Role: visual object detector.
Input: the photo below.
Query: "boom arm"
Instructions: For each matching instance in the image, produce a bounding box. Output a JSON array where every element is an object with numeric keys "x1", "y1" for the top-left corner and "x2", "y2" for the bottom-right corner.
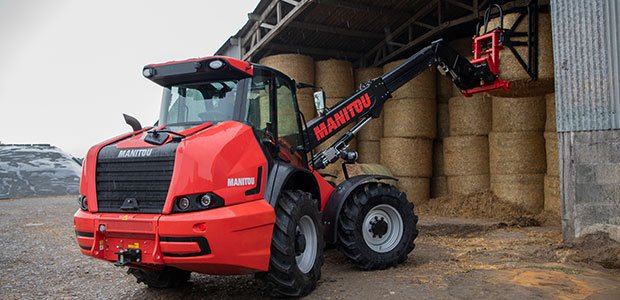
[{"x1": 304, "y1": 39, "x2": 497, "y2": 170}]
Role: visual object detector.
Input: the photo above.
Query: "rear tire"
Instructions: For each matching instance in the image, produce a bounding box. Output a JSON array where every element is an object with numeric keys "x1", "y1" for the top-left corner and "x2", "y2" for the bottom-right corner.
[
  {"x1": 262, "y1": 190, "x2": 324, "y2": 297},
  {"x1": 337, "y1": 183, "x2": 418, "y2": 270},
  {"x1": 128, "y1": 267, "x2": 190, "y2": 288}
]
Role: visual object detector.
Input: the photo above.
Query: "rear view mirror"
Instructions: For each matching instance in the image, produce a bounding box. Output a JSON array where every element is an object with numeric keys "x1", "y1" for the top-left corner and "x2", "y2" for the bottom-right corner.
[{"x1": 313, "y1": 91, "x2": 327, "y2": 117}]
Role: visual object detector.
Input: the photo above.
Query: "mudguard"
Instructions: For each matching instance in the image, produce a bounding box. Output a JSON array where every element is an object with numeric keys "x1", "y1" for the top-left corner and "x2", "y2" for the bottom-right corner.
[
  {"x1": 322, "y1": 174, "x2": 396, "y2": 245},
  {"x1": 264, "y1": 161, "x2": 321, "y2": 208}
]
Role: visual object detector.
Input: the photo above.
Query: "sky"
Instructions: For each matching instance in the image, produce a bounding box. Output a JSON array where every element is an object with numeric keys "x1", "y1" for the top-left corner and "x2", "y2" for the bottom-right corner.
[{"x1": 0, "y1": 0, "x2": 258, "y2": 157}]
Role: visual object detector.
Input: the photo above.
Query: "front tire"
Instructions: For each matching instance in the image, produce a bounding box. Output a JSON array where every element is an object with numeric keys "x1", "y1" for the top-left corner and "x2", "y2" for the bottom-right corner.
[
  {"x1": 128, "y1": 267, "x2": 190, "y2": 288},
  {"x1": 337, "y1": 183, "x2": 418, "y2": 270},
  {"x1": 262, "y1": 190, "x2": 324, "y2": 297}
]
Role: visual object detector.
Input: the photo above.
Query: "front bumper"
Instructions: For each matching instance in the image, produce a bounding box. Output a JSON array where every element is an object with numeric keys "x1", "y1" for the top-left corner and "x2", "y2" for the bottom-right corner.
[{"x1": 74, "y1": 199, "x2": 275, "y2": 275}]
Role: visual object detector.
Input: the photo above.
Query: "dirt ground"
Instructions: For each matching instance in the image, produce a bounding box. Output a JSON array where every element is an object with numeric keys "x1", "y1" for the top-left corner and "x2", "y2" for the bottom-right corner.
[{"x1": 1, "y1": 196, "x2": 619, "y2": 299}]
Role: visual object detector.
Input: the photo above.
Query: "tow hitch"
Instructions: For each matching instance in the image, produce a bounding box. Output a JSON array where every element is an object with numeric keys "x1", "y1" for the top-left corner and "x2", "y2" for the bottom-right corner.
[{"x1": 114, "y1": 247, "x2": 142, "y2": 266}]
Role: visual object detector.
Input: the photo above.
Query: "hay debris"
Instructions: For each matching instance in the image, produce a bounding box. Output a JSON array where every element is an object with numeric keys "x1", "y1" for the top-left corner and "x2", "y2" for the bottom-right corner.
[
  {"x1": 489, "y1": 131, "x2": 546, "y2": 175},
  {"x1": 420, "y1": 191, "x2": 528, "y2": 222},
  {"x1": 449, "y1": 94, "x2": 492, "y2": 136},
  {"x1": 444, "y1": 136, "x2": 490, "y2": 176},
  {"x1": 492, "y1": 95, "x2": 545, "y2": 132},
  {"x1": 383, "y1": 98, "x2": 436, "y2": 139},
  {"x1": 380, "y1": 137, "x2": 432, "y2": 177}
]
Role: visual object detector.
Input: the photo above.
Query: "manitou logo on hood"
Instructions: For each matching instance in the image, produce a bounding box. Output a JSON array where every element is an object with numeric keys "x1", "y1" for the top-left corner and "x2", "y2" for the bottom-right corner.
[
  {"x1": 313, "y1": 93, "x2": 372, "y2": 142},
  {"x1": 117, "y1": 148, "x2": 154, "y2": 158},
  {"x1": 227, "y1": 177, "x2": 255, "y2": 187}
]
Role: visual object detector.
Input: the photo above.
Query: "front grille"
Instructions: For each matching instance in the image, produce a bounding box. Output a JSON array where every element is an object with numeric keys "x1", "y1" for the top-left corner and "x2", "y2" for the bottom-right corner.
[{"x1": 96, "y1": 156, "x2": 175, "y2": 213}]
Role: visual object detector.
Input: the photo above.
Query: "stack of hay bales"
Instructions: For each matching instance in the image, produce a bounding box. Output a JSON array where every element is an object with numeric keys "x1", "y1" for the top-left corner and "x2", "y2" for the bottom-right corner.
[
  {"x1": 315, "y1": 59, "x2": 356, "y2": 175},
  {"x1": 432, "y1": 73, "x2": 452, "y2": 197},
  {"x1": 544, "y1": 93, "x2": 560, "y2": 214},
  {"x1": 381, "y1": 60, "x2": 436, "y2": 205},
  {"x1": 259, "y1": 54, "x2": 316, "y2": 120},
  {"x1": 490, "y1": 96, "x2": 546, "y2": 213},
  {"x1": 354, "y1": 67, "x2": 384, "y2": 164},
  {"x1": 444, "y1": 93, "x2": 492, "y2": 195}
]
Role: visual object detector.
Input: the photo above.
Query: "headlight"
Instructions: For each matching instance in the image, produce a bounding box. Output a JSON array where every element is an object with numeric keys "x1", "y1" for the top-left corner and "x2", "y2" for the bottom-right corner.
[
  {"x1": 172, "y1": 193, "x2": 224, "y2": 213},
  {"x1": 208, "y1": 60, "x2": 225, "y2": 70},
  {"x1": 177, "y1": 197, "x2": 191, "y2": 211},
  {"x1": 199, "y1": 194, "x2": 212, "y2": 207},
  {"x1": 78, "y1": 195, "x2": 88, "y2": 211}
]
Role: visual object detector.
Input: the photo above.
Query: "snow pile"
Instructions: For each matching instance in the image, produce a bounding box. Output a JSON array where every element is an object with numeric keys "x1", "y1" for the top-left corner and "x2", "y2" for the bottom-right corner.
[{"x1": 0, "y1": 144, "x2": 81, "y2": 199}]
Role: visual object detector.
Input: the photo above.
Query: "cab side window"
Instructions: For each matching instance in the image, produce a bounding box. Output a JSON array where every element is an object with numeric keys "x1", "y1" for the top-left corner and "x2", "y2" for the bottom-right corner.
[
  {"x1": 247, "y1": 71, "x2": 271, "y2": 130},
  {"x1": 275, "y1": 76, "x2": 301, "y2": 149}
]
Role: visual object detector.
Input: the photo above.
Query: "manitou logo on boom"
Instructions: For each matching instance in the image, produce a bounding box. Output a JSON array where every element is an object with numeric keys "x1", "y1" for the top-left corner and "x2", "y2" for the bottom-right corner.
[
  {"x1": 313, "y1": 93, "x2": 372, "y2": 141},
  {"x1": 117, "y1": 148, "x2": 153, "y2": 158}
]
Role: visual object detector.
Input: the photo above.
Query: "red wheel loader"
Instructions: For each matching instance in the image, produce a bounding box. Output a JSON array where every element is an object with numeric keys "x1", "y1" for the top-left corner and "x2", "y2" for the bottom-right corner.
[{"x1": 74, "y1": 37, "x2": 510, "y2": 296}]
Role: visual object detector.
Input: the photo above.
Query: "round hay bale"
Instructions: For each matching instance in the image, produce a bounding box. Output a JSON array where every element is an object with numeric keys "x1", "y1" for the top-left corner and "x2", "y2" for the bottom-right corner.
[
  {"x1": 383, "y1": 98, "x2": 436, "y2": 138},
  {"x1": 448, "y1": 94, "x2": 491, "y2": 136},
  {"x1": 544, "y1": 175, "x2": 560, "y2": 213},
  {"x1": 380, "y1": 137, "x2": 432, "y2": 177},
  {"x1": 437, "y1": 73, "x2": 454, "y2": 103},
  {"x1": 354, "y1": 67, "x2": 383, "y2": 86},
  {"x1": 259, "y1": 53, "x2": 315, "y2": 85},
  {"x1": 357, "y1": 140, "x2": 381, "y2": 164},
  {"x1": 492, "y1": 96, "x2": 545, "y2": 132},
  {"x1": 544, "y1": 131, "x2": 559, "y2": 176},
  {"x1": 357, "y1": 112, "x2": 383, "y2": 141},
  {"x1": 296, "y1": 91, "x2": 316, "y2": 121},
  {"x1": 448, "y1": 175, "x2": 490, "y2": 196},
  {"x1": 431, "y1": 176, "x2": 449, "y2": 198},
  {"x1": 437, "y1": 103, "x2": 450, "y2": 138},
  {"x1": 383, "y1": 60, "x2": 436, "y2": 99},
  {"x1": 433, "y1": 140, "x2": 445, "y2": 176},
  {"x1": 315, "y1": 59, "x2": 354, "y2": 98},
  {"x1": 490, "y1": 173, "x2": 544, "y2": 213},
  {"x1": 545, "y1": 93, "x2": 557, "y2": 132},
  {"x1": 395, "y1": 176, "x2": 430, "y2": 205},
  {"x1": 483, "y1": 13, "x2": 554, "y2": 97},
  {"x1": 444, "y1": 136, "x2": 490, "y2": 176},
  {"x1": 489, "y1": 132, "x2": 546, "y2": 174}
]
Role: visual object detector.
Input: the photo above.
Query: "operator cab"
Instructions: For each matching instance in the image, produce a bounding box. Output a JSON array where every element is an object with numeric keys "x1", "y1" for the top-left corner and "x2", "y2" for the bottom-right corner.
[{"x1": 144, "y1": 57, "x2": 308, "y2": 168}]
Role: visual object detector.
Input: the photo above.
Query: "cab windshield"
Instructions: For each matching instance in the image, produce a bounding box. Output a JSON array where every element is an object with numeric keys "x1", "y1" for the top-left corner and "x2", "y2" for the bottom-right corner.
[{"x1": 159, "y1": 79, "x2": 246, "y2": 128}]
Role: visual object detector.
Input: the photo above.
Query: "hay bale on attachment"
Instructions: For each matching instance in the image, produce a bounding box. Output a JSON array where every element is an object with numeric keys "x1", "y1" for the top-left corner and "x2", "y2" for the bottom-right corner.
[
  {"x1": 492, "y1": 96, "x2": 545, "y2": 132},
  {"x1": 489, "y1": 132, "x2": 546, "y2": 174},
  {"x1": 444, "y1": 136, "x2": 490, "y2": 176},
  {"x1": 491, "y1": 173, "x2": 544, "y2": 213},
  {"x1": 315, "y1": 59, "x2": 354, "y2": 98},
  {"x1": 544, "y1": 132, "x2": 559, "y2": 176},
  {"x1": 448, "y1": 175, "x2": 490, "y2": 196},
  {"x1": 448, "y1": 94, "x2": 491, "y2": 136},
  {"x1": 259, "y1": 53, "x2": 315, "y2": 85},
  {"x1": 544, "y1": 175, "x2": 560, "y2": 213},
  {"x1": 380, "y1": 137, "x2": 432, "y2": 177},
  {"x1": 383, "y1": 98, "x2": 436, "y2": 139},
  {"x1": 357, "y1": 140, "x2": 380, "y2": 164},
  {"x1": 395, "y1": 176, "x2": 430, "y2": 205},
  {"x1": 431, "y1": 176, "x2": 449, "y2": 198},
  {"x1": 546, "y1": 93, "x2": 557, "y2": 131},
  {"x1": 383, "y1": 60, "x2": 436, "y2": 99}
]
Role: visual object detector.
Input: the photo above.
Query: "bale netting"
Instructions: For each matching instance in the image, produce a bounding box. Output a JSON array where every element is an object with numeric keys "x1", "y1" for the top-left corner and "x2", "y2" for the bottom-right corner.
[
  {"x1": 432, "y1": 140, "x2": 445, "y2": 176},
  {"x1": 395, "y1": 176, "x2": 430, "y2": 205},
  {"x1": 259, "y1": 53, "x2": 315, "y2": 86},
  {"x1": 380, "y1": 137, "x2": 432, "y2": 177},
  {"x1": 492, "y1": 96, "x2": 545, "y2": 132},
  {"x1": 491, "y1": 173, "x2": 544, "y2": 213},
  {"x1": 431, "y1": 176, "x2": 449, "y2": 198},
  {"x1": 482, "y1": 13, "x2": 554, "y2": 97},
  {"x1": 437, "y1": 103, "x2": 449, "y2": 138},
  {"x1": 315, "y1": 59, "x2": 354, "y2": 98},
  {"x1": 544, "y1": 175, "x2": 560, "y2": 213},
  {"x1": 444, "y1": 136, "x2": 490, "y2": 176},
  {"x1": 489, "y1": 132, "x2": 546, "y2": 174},
  {"x1": 383, "y1": 60, "x2": 436, "y2": 99},
  {"x1": 448, "y1": 174, "x2": 490, "y2": 196},
  {"x1": 383, "y1": 98, "x2": 436, "y2": 139},
  {"x1": 448, "y1": 94, "x2": 491, "y2": 136},
  {"x1": 357, "y1": 140, "x2": 380, "y2": 164},
  {"x1": 296, "y1": 91, "x2": 316, "y2": 121},
  {"x1": 546, "y1": 93, "x2": 557, "y2": 131},
  {"x1": 544, "y1": 131, "x2": 559, "y2": 176}
]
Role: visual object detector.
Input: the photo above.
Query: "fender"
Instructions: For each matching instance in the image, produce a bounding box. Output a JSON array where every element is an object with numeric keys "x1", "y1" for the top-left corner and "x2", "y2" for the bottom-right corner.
[
  {"x1": 264, "y1": 161, "x2": 321, "y2": 208},
  {"x1": 322, "y1": 174, "x2": 396, "y2": 245}
]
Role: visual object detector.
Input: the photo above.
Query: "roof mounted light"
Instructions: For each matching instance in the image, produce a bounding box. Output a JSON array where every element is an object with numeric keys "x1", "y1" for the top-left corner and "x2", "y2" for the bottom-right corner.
[
  {"x1": 142, "y1": 67, "x2": 155, "y2": 78},
  {"x1": 208, "y1": 60, "x2": 225, "y2": 70}
]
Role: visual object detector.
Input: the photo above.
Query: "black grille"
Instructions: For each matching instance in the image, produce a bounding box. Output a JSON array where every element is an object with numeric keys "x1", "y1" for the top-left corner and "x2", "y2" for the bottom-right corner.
[{"x1": 95, "y1": 149, "x2": 175, "y2": 213}]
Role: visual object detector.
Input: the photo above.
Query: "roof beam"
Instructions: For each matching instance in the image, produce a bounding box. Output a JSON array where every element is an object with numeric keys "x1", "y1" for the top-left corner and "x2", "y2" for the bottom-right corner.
[
  {"x1": 317, "y1": 0, "x2": 412, "y2": 18},
  {"x1": 265, "y1": 43, "x2": 363, "y2": 60},
  {"x1": 288, "y1": 21, "x2": 384, "y2": 39}
]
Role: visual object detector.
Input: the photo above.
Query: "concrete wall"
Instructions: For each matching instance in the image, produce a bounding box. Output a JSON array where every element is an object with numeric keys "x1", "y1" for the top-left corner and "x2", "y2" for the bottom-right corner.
[{"x1": 559, "y1": 130, "x2": 620, "y2": 242}]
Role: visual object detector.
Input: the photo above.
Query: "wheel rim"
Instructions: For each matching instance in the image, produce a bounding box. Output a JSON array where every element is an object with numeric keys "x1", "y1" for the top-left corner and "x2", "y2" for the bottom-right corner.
[
  {"x1": 362, "y1": 204, "x2": 404, "y2": 253},
  {"x1": 295, "y1": 215, "x2": 318, "y2": 273}
]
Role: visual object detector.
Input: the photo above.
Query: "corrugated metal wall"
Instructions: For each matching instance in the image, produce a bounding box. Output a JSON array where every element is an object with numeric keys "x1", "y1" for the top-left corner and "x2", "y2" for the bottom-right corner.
[{"x1": 552, "y1": 0, "x2": 620, "y2": 131}]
